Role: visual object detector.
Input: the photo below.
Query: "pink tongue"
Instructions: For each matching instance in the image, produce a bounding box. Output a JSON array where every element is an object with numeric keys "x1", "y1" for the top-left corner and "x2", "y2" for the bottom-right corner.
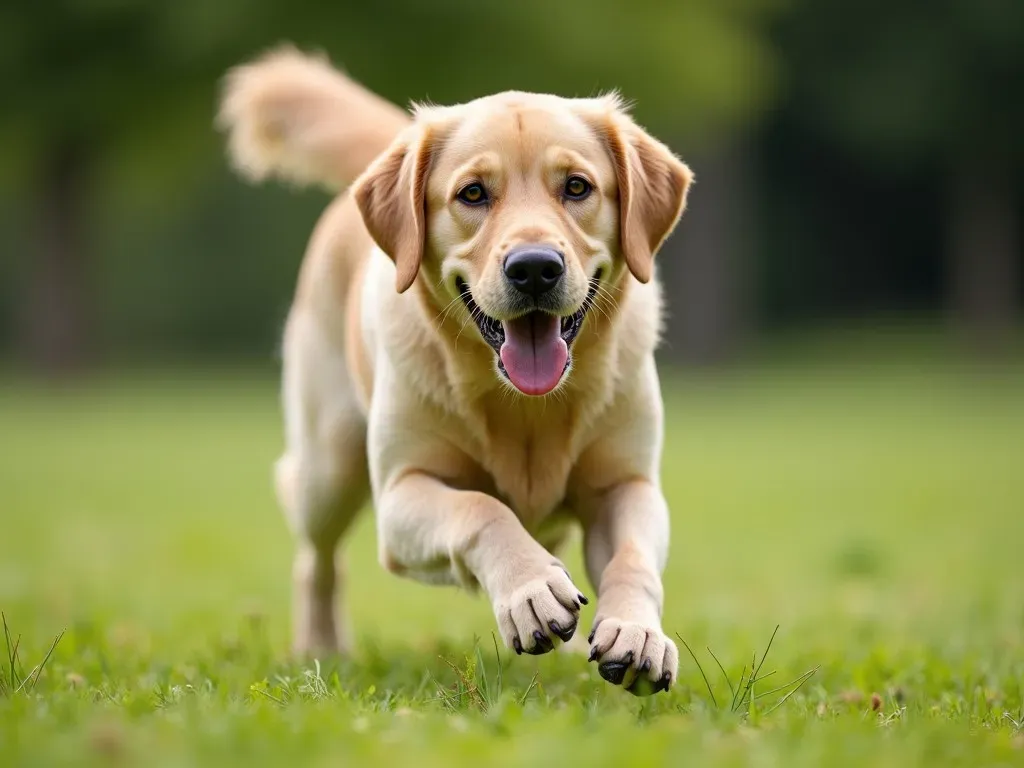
[{"x1": 499, "y1": 313, "x2": 568, "y2": 396}]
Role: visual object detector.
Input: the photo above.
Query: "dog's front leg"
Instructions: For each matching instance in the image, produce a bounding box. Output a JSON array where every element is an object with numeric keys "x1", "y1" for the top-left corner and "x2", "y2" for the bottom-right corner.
[
  {"x1": 377, "y1": 471, "x2": 588, "y2": 655},
  {"x1": 583, "y1": 479, "x2": 678, "y2": 696}
]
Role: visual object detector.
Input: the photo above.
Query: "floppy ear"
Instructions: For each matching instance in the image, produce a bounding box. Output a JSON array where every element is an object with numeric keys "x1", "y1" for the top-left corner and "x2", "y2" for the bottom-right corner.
[
  {"x1": 352, "y1": 125, "x2": 434, "y2": 293},
  {"x1": 598, "y1": 110, "x2": 693, "y2": 283}
]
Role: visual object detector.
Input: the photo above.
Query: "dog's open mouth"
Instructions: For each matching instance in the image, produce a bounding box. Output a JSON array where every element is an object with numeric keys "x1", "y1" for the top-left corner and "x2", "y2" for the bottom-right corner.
[{"x1": 455, "y1": 275, "x2": 600, "y2": 396}]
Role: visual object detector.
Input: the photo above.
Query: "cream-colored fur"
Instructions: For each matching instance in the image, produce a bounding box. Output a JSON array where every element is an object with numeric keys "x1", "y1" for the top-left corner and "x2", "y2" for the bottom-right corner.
[{"x1": 217, "y1": 45, "x2": 693, "y2": 696}]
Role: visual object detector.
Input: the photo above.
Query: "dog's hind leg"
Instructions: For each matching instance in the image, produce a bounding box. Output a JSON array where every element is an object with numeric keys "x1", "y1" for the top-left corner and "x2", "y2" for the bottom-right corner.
[{"x1": 274, "y1": 310, "x2": 370, "y2": 657}]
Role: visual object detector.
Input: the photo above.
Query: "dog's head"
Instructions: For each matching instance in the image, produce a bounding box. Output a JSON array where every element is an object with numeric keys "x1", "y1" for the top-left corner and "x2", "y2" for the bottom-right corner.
[{"x1": 353, "y1": 92, "x2": 692, "y2": 396}]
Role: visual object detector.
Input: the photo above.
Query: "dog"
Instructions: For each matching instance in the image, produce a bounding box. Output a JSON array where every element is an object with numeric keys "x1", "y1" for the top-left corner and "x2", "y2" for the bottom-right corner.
[{"x1": 217, "y1": 46, "x2": 693, "y2": 696}]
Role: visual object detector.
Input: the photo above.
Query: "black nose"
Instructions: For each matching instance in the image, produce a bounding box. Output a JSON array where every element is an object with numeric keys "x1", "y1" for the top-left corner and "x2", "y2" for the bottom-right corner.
[{"x1": 503, "y1": 246, "x2": 565, "y2": 299}]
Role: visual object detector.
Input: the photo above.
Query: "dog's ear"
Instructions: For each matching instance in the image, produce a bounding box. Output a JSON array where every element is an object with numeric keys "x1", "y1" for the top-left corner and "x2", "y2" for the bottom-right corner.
[
  {"x1": 592, "y1": 102, "x2": 693, "y2": 284},
  {"x1": 352, "y1": 124, "x2": 435, "y2": 293}
]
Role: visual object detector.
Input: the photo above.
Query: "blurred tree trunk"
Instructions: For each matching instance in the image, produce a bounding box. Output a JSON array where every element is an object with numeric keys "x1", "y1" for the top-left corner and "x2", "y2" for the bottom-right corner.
[
  {"x1": 947, "y1": 160, "x2": 1019, "y2": 357},
  {"x1": 658, "y1": 140, "x2": 752, "y2": 365},
  {"x1": 22, "y1": 140, "x2": 94, "y2": 375}
]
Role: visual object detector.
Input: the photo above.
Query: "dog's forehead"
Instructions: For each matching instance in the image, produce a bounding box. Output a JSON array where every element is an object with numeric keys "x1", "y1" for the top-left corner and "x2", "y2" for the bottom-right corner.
[{"x1": 435, "y1": 93, "x2": 607, "y2": 169}]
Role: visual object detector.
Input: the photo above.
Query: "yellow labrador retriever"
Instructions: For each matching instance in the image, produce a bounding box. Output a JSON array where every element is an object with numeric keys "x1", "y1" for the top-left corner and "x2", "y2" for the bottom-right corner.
[{"x1": 217, "y1": 46, "x2": 692, "y2": 696}]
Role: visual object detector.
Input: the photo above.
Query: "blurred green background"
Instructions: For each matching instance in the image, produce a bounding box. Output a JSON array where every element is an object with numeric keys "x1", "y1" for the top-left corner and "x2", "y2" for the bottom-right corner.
[{"x1": 2, "y1": 0, "x2": 1021, "y2": 372}]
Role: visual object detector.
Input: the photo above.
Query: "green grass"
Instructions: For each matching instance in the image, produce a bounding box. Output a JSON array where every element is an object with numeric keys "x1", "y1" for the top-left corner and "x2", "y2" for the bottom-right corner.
[{"x1": 2, "y1": 341, "x2": 1024, "y2": 766}]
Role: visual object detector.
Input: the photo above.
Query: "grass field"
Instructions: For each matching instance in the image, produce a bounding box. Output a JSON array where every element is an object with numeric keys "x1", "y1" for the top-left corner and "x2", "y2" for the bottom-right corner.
[{"x1": 2, "y1": 336, "x2": 1024, "y2": 766}]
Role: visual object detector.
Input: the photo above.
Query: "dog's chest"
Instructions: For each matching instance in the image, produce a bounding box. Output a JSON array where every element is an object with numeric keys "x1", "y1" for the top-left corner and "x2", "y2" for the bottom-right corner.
[{"x1": 478, "y1": 409, "x2": 578, "y2": 529}]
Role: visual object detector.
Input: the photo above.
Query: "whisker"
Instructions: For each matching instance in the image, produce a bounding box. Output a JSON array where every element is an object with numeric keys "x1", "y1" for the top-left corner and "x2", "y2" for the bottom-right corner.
[
  {"x1": 590, "y1": 293, "x2": 613, "y2": 320},
  {"x1": 455, "y1": 315, "x2": 473, "y2": 346},
  {"x1": 596, "y1": 278, "x2": 623, "y2": 295},
  {"x1": 585, "y1": 292, "x2": 614, "y2": 325},
  {"x1": 593, "y1": 283, "x2": 620, "y2": 303},
  {"x1": 591, "y1": 285, "x2": 619, "y2": 319},
  {"x1": 435, "y1": 294, "x2": 468, "y2": 326}
]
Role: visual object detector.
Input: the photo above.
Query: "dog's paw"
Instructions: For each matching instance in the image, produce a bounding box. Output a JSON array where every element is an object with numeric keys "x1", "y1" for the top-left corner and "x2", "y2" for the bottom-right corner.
[
  {"x1": 587, "y1": 618, "x2": 678, "y2": 696},
  {"x1": 495, "y1": 564, "x2": 588, "y2": 656}
]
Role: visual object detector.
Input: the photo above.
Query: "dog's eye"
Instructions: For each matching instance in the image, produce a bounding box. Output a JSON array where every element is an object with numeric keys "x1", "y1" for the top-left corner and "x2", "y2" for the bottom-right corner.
[
  {"x1": 564, "y1": 176, "x2": 592, "y2": 200},
  {"x1": 457, "y1": 183, "x2": 488, "y2": 206}
]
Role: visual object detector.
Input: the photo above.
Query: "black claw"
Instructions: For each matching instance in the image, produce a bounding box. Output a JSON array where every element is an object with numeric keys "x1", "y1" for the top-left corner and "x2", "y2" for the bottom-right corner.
[
  {"x1": 549, "y1": 620, "x2": 577, "y2": 643},
  {"x1": 641, "y1": 658, "x2": 652, "y2": 673},
  {"x1": 598, "y1": 661, "x2": 629, "y2": 685},
  {"x1": 525, "y1": 630, "x2": 554, "y2": 655},
  {"x1": 512, "y1": 637, "x2": 522, "y2": 655},
  {"x1": 578, "y1": 594, "x2": 589, "y2": 606},
  {"x1": 588, "y1": 645, "x2": 600, "y2": 662},
  {"x1": 587, "y1": 628, "x2": 596, "y2": 644},
  {"x1": 653, "y1": 671, "x2": 671, "y2": 693}
]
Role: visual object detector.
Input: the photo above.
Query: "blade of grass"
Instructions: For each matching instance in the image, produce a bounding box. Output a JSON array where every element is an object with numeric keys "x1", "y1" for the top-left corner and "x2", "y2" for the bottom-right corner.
[
  {"x1": 734, "y1": 669, "x2": 780, "y2": 714},
  {"x1": 762, "y1": 666, "x2": 820, "y2": 717},
  {"x1": 251, "y1": 686, "x2": 286, "y2": 706},
  {"x1": 677, "y1": 634, "x2": 718, "y2": 709},
  {"x1": 3, "y1": 613, "x2": 21, "y2": 689},
  {"x1": 733, "y1": 651, "x2": 758, "y2": 712},
  {"x1": 736, "y1": 671, "x2": 780, "y2": 712},
  {"x1": 729, "y1": 665, "x2": 748, "y2": 712},
  {"x1": 744, "y1": 626, "x2": 779, "y2": 706},
  {"x1": 412, "y1": 669, "x2": 434, "y2": 699},
  {"x1": 706, "y1": 646, "x2": 736, "y2": 702},
  {"x1": 752, "y1": 667, "x2": 818, "y2": 703},
  {"x1": 732, "y1": 625, "x2": 783, "y2": 712},
  {"x1": 474, "y1": 644, "x2": 489, "y2": 704},
  {"x1": 440, "y1": 655, "x2": 485, "y2": 711},
  {"x1": 10, "y1": 635, "x2": 22, "y2": 686},
  {"x1": 428, "y1": 684, "x2": 480, "y2": 706},
  {"x1": 752, "y1": 625, "x2": 779, "y2": 684},
  {"x1": 518, "y1": 673, "x2": 539, "y2": 706},
  {"x1": 426, "y1": 673, "x2": 456, "y2": 712},
  {"x1": 26, "y1": 629, "x2": 64, "y2": 693},
  {"x1": 491, "y1": 633, "x2": 503, "y2": 699}
]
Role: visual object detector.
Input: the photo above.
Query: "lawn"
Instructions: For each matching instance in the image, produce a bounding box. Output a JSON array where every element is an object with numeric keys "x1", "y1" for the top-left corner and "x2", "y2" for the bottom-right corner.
[{"x1": 2, "y1": 336, "x2": 1023, "y2": 766}]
